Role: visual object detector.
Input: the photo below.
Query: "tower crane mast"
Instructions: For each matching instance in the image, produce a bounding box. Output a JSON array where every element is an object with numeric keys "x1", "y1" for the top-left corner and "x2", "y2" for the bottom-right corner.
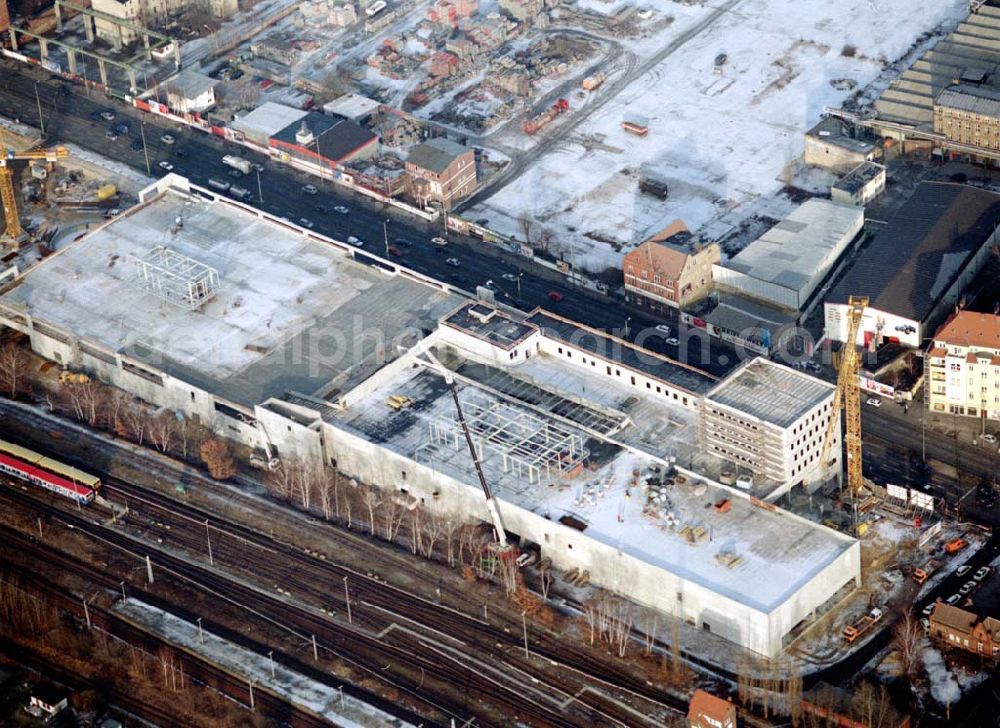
[
  {"x1": 818, "y1": 295, "x2": 869, "y2": 495},
  {"x1": 0, "y1": 133, "x2": 69, "y2": 241}
]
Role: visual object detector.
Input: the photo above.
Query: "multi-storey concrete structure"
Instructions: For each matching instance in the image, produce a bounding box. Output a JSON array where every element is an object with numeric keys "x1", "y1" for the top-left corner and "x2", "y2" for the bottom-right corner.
[
  {"x1": 162, "y1": 69, "x2": 217, "y2": 114},
  {"x1": 831, "y1": 161, "x2": 886, "y2": 207},
  {"x1": 92, "y1": 0, "x2": 237, "y2": 44},
  {"x1": 0, "y1": 177, "x2": 859, "y2": 659},
  {"x1": 623, "y1": 222, "x2": 720, "y2": 312},
  {"x1": 405, "y1": 137, "x2": 476, "y2": 210},
  {"x1": 804, "y1": 116, "x2": 879, "y2": 173},
  {"x1": 934, "y1": 84, "x2": 1000, "y2": 152},
  {"x1": 701, "y1": 358, "x2": 839, "y2": 493},
  {"x1": 926, "y1": 310, "x2": 1000, "y2": 420}
]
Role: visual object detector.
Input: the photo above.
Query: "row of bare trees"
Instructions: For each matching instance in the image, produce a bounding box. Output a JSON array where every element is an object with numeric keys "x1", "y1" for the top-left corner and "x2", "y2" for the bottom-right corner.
[{"x1": 735, "y1": 652, "x2": 804, "y2": 721}]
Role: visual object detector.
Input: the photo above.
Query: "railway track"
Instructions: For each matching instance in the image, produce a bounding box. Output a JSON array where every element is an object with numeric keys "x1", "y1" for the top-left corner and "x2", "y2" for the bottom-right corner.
[
  {"x1": 101, "y1": 476, "x2": 687, "y2": 723},
  {"x1": 0, "y1": 529, "x2": 348, "y2": 728},
  {"x1": 3, "y1": 483, "x2": 671, "y2": 726}
]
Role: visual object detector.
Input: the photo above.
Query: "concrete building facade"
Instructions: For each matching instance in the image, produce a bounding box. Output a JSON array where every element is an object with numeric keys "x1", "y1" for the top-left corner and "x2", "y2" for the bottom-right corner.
[
  {"x1": 934, "y1": 84, "x2": 1000, "y2": 152},
  {"x1": 804, "y1": 116, "x2": 879, "y2": 173},
  {"x1": 92, "y1": 0, "x2": 237, "y2": 44},
  {"x1": 623, "y1": 222, "x2": 720, "y2": 312},
  {"x1": 162, "y1": 69, "x2": 217, "y2": 114},
  {"x1": 0, "y1": 177, "x2": 860, "y2": 659},
  {"x1": 831, "y1": 161, "x2": 886, "y2": 206},
  {"x1": 404, "y1": 137, "x2": 477, "y2": 209},
  {"x1": 700, "y1": 358, "x2": 840, "y2": 492},
  {"x1": 712, "y1": 200, "x2": 863, "y2": 312},
  {"x1": 926, "y1": 310, "x2": 1000, "y2": 420}
]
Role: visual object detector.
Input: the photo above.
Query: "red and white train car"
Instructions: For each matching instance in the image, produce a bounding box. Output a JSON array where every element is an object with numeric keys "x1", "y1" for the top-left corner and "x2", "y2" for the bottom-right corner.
[{"x1": 0, "y1": 439, "x2": 99, "y2": 505}]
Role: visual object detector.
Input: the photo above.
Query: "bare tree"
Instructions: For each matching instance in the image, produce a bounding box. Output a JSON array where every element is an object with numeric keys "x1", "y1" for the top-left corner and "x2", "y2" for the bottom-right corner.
[
  {"x1": 641, "y1": 607, "x2": 658, "y2": 655},
  {"x1": 266, "y1": 459, "x2": 301, "y2": 502},
  {"x1": 382, "y1": 496, "x2": 407, "y2": 542},
  {"x1": 409, "y1": 508, "x2": 423, "y2": 555},
  {"x1": 362, "y1": 486, "x2": 383, "y2": 536},
  {"x1": 496, "y1": 550, "x2": 519, "y2": 595},
  {"x1": 150, "y1": 412, "x2": 177, "y2": 453},
  {"x1": 122, "y1": 399, "x2": 149, "y2": 444},
  {"x1": 317, "y1": 468, "x2": 337, "y2": 521},
  {"x1": 518, "y1": 213, "x2": 534, "y2": 246},
  {"x1": 443, "y1": 519, "x2": 462, "y2": 566},
  {"x1": 421, "y1": 513, "x2": 445, "y2": 559},
  {"x1": 850, "y1": 681, "x2": 893, "y2": 728},
  {"x1": 0, "y1": 342, "x2": 29, "y2": 398},
  {"x1": 539, "y1": 563, "x2": 554, "y2": 602},
  {"x1": 892, "y1": 610, "x2": 924, "y2": 680},
  {"x1": 536, "y1": 227, "x2": 554, "y2": 253}
]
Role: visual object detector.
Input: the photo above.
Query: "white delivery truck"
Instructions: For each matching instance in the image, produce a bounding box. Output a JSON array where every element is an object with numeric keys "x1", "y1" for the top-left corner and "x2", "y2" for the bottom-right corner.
[{"x1": 222, "y1": 155, "x2": 252, "y2": 174}]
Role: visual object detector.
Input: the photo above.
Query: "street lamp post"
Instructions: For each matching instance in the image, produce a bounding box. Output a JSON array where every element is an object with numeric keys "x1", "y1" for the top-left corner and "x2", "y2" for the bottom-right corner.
[
  {"x1": 383, "y1": 219, "x2": 389, "y2": 257},
  {"x1": 139, "y1": 121, "x2": 151, "y2": 176},
  {"x1": 255, "y1": 167, "x2": 264, "y2": 205},
  {"x1": 516, "y1": 272, "x2": 522, "y2": 301},
  {"x1": 624, "y1": 316, "x2": 631, "y2": 338},
  {"x1": 33, "y1": 81, "x2": 45, "y2": 136}
]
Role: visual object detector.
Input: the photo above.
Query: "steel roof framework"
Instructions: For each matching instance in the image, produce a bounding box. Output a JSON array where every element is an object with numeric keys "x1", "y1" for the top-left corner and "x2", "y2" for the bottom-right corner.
[{"x1": 135, "y1": 245, "x2": 220, "y2": 310}]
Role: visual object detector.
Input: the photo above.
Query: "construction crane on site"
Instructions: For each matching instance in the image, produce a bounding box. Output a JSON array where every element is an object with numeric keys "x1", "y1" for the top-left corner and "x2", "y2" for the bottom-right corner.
[
  {"x1": 419, "y1": 349, "x2": 510, "y2": 551},
  {"x1": 0, "y1": 133, "x2": 69, "y2": 241},
  {"x1": 818, "y1": 295, "x2": 869, "y2": 495}
]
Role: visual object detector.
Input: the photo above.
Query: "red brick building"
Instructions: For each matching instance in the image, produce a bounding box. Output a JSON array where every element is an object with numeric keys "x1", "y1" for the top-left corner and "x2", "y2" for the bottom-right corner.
[
  {"x1": 688, "y1": 689, "x2": 736, "y2": 728},
  {"x1": 929, "y1": 603, "x2": 1000, "y2": 659},
  {"x1": 0, "y1": 0, "x2": 9, "y2": 34},
  {"x1": 623, "y1": 220, "x2": 720, "y2": 311},
  {"x1": 405, "y1": 137, "x2": 477, "y2": 210}
]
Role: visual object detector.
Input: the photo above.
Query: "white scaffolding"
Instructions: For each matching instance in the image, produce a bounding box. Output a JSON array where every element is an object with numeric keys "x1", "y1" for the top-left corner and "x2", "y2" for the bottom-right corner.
[
  {"x1": 135, "y1": 246, "x2": 220, "y2": 310},
  {"x1": 427, "y1": 389, "x2": 588, "y2": 485}
]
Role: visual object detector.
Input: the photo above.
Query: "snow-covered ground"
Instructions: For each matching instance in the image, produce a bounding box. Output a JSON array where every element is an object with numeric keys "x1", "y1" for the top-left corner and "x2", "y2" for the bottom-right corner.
[
  {"x1": 116, "y1": 598, "x2": 413, "y2": 727},
  {"x1": 468, "y1": 0, "x2": 968, "y2": 272}
]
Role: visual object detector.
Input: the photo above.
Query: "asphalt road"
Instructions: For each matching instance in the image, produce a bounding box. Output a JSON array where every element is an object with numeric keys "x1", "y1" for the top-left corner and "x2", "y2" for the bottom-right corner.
[{"x1": 0, "y1": 58, "x2": 739, "y2": 377}]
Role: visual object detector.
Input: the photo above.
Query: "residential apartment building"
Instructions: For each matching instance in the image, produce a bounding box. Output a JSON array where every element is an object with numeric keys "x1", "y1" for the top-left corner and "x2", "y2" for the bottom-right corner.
[
  {"x1": 688, "y1": 690, "x2": 737, "y2": 728},
  {"x1": 405, "y1": 137, "x2": 477, "y2": 210},
  {"x1": 929, "y1": 603, "x2": 1000, "y2": 659},
  {"x1": 934, "y1": 84, "x2": 1000, "y2": 152},
  {"x1": 623, "y1": 221, "x2": 720, "y2": 312},
  {"x1": 700, "y1": 358, "x2": 839, "y2": 493},
  {"x1": 92, "y1": 0, "x2": 237, "y2": 44},
  {"x1": 926, "y1": 310, "x2": 1000, "y2": 420}
]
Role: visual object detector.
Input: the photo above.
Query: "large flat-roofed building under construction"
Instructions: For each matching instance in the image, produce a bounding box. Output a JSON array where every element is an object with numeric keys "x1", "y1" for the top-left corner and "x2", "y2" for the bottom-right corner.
[{"x1": 0, "y1": 177, "x2": 859, "y2": 658}]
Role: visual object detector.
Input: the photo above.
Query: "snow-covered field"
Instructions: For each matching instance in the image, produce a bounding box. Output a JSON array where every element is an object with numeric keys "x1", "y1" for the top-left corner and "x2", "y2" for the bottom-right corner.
[{"x1": 469, "y1": 0, "x2": 968, "y2": 272}]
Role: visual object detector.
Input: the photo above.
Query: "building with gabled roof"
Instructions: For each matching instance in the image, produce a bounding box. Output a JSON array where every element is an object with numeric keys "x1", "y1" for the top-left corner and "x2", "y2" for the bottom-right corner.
[
  {"x1": 927, "y1": 310, "x2": 1000, "y2": 421},
  {"x1": 623, "y1": 221, "x2": 720, "y2": 312},
  {"x1": 688, "y1": 689, "x2": 737, "y2": 728},
  {"x1": 405, "y1": 137, "x2": 476, "y2": 209},
  {"x1": 929, "y1": 603, "x2": 1000, "y2": 659}
]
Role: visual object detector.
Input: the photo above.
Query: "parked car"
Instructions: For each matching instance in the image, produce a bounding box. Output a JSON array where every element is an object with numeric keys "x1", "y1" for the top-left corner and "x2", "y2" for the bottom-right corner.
[
  {"x1": 99, "y1": 109, "x2": 116, "y2": 121},
  {"x1": 299, "y1": 218, "x2": 314, "y2": 229},
  {"x1": 515, "y1": 552, "x2": 537, "y2": 567},
  {"x1": 502, "y1": 273, "x2": 518, "y2": 282},
  {"x1": 175, "y1": 148, "x2": 188, "y2": 158},
  {"x1": 395, "y1": 238, "x2": 414, "y2": 248},
  {"x1": 445, "y1": 257, "x2": 461, "y2": 267},
  {"x1": 960, "y1": 580, "x2": 977, "y2": 595},
  {"x1": 866, "y1": 397, "x2": 882, "y2": 407},
  {"x1": 946, "y1": 594, "x2": 961, "y2": 605},
  {"x1": 921, "y1": 618, "x2": 930, "y2": 634},
  {"x1": 921, "y1": 603, "x2": 935, "y2": 617},
  {"x1": 547, "y1": 291, "x2": 564, "y2": 302},
  {"x1": 432, "y1": 236, "x2": 447, "y2": 246},
  {"x1": 160, "y1": 133, "x2": 175, "y2": 144},
  {"x1": 130, "y1": 139, "x2": 144, "y2": 151},
  {"x1": 957, "y1": 565, "x2": 972, "y2": 577},
  {"x1": 333, "y1": 205, "x2": 349, "y2": 214},
  {"x1": 347, "y1": 236, "x2": 364, "y2": 246},
  {"x1": 983, "y1": 433, "x2": 997, "y2": 444},
  {"x1": 227, "y1": 169, "x2": 244, "y2": 178},
  {"x1": 974, "y1": 566, "x2": 992, "y2": 581},
  {"x1": 105, "y1": 130, "x2": 118, "y2": 141},
  {"x1": 158, "y1": 161, "x2": 174, "y2": 171},
  {"x1": 113, "y1": 122, "x2": 129, "y2": 135},
  {"x1": 656, "y1": 324, "x2": 671, "y2": 335},
  {"x1": 302, "y1": 184, "x2": 318, "y2": 195},
  {"x1": 666, "y1": 337, "x2": 680, "y2": 346},
  {"x1": 387, "y1": 245, "x2": 402, "y2": 256}
]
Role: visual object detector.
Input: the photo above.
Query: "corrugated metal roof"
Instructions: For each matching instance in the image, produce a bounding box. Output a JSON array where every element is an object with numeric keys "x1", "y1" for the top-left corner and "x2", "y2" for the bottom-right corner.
[
  {"x1": 937, "y1": 83, "x2": 1000, "y2": 117},
  {"x1": 826, "y1": 182, "x2": 1000, "y2": 321}
]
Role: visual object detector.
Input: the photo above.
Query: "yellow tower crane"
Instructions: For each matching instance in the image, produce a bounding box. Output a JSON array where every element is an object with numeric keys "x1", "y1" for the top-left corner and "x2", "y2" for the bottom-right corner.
[
  {"x1": 0, "y1": 135, "x2": 69, "y2": 241},
  {"x1": 818, "y1": 295, "x2": 869, "y2": 495}
]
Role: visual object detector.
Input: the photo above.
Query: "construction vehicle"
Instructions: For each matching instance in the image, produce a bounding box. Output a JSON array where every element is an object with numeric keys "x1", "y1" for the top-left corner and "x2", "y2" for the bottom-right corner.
[
  {"x1": 818, "y1": 295, "x2": 868, "y2": 494},
  {"x1": 621, "y1": 115, "x2": 650, "y2": 136},
  {"x1": 418, "y1": 349, "x2": 511, "y2": 551},
  {"x1": 944, "y1": 537, "x2": 968, "y2": 554},
  {"x1": 58, "y1": 369, "x2": 91, "y2": 385},
  {"x1": 386, "y1": 394, "x2": 414, "y2": 411},
  {"x1": 913, "y1": 559, "x2": 942, "y2": 585},
  {"x1": 582, "y1": 73, "x2": 606, "y2": 91},
  {"x1": 1, "y1": 133, "x2": 70, "y2": 243},
  {"x1": 522, "y1": 98, "x2": 569, "y2": 135},
  {"x1": 842, "y1": 607, "x2": 884, "y2": 642}
]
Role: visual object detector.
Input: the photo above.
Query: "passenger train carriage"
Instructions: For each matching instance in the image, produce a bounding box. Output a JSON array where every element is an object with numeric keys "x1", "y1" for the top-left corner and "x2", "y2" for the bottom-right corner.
[{"x1": 0, "y1": 438, "x2": 100, "y2": 504}]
